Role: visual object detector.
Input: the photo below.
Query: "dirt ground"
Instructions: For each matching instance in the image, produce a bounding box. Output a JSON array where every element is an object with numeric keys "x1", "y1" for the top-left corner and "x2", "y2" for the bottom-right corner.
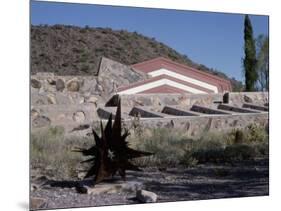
[{"x1": 30, "y1": 158, "x2": 269, "y2": 210}]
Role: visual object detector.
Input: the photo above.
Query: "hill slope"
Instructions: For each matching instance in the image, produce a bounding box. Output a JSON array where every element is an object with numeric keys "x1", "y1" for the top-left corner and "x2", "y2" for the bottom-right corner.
[{"x1": 31, "y1": 25, "x2": 243, "y2": 90}]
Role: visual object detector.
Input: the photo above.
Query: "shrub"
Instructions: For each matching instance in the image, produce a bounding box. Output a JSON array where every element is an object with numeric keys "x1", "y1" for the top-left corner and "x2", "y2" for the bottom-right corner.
[
  {"x1": 130, "y1": 126, "x2": 268, "y2": 167},
  {"x1": 31, "y1": 126, "x2": 93, "y2": 179},
  {"x1": 246, "y1": 124, "x2": 268, "y2": 143},
  {"x1": 132, "y1": 128, "x2": 189, "y2": 167},
  {"x1": 180, "y1": 149, "x2": 198, "y2": 167},
  {"x1": 224, "y1": 144, "x2": 257, "y2": 161}
]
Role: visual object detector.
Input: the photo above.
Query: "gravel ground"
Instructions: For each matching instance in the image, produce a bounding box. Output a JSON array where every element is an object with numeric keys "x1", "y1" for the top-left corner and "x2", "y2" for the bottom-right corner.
[{"x1": 31, "y1": 158, "x2": 269, "y2": 210}]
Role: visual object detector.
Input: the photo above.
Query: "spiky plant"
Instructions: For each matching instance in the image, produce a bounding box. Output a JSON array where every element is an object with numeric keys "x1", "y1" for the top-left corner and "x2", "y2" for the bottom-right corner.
[{"x1": 73, "y1": 100, "x2": 153, "y2": 184}]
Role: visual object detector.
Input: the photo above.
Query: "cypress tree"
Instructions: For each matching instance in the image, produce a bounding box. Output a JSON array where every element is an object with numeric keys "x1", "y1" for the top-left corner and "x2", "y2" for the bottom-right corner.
[{"x1": 243, "y1": 15, "x2": 258, "y2": 91}]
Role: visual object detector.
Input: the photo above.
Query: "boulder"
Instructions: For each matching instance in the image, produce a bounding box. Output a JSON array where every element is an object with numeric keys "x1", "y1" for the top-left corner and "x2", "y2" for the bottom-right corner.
[
  {"x1": 31, "y1": 79, "x2": 41, "y2": 89},
  {"x1": 67, "y1": 78, "x2": 80, "y2": 92},
  {"x1": 136, "y1": 190, "x2": 158, "y2": 203},
  {"x1": 56, "y1": 78, "x2": 65, "y2": 91}
]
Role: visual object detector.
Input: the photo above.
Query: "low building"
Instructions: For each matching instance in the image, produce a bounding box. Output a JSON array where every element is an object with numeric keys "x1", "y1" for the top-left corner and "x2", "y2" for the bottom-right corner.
[{"x1": 117, "y1": 57, "x2": 232, "y2": 94}]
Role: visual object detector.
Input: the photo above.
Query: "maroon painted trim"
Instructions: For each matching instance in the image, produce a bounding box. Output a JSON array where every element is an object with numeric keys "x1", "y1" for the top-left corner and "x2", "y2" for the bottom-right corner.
[
  {"x1": 131, "y1": 57, "x2": 232, "y2": 92},
  {"x1": 117, "y1": 75, "x2": 215, "y2": 93}
]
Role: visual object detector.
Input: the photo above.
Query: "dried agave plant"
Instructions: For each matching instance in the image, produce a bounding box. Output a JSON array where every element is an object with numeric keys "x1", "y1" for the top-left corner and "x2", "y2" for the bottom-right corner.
[{"x1": 73, "y1": 100, "x2": 153, "y2": 184}]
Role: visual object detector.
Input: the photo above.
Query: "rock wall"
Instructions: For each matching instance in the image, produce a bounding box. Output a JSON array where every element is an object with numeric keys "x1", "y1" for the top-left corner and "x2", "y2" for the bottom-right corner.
[
  {"x1": 31, "y1": 58, "x2": 269, "y2": 136},
  {"x1": 106, "y1": 93, "x2": 224, "y2": 110},
  {"x1": 123, "y1": 113, "x2": 268, "y2": 137},
  {"x1": 225, "y1": 92, "x2": 269, "y2": 106},
  {"x1": 31, "y1": 57, "x2": 147, "y2": 132}
]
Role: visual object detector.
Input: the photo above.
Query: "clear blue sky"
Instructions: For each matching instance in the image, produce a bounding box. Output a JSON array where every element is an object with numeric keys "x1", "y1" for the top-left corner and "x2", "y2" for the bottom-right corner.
[{"x1": 31, "y1": 1, "x2": 269, "y2": 81}]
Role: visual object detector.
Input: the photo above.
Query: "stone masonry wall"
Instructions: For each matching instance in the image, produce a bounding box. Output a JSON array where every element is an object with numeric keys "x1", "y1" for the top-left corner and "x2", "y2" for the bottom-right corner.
[
  {"x1": 106, "y1": 93, "x2": 224, "y2": 110},
  {"x1": 31, "y1": 57, "x2": 147, "y2": 132},
  {"x1": 102, "y1": 112, "x2": 269, "y2": 137},
  {"x1": 226, "y1": 92, "x2": 269, "y2": 106}
]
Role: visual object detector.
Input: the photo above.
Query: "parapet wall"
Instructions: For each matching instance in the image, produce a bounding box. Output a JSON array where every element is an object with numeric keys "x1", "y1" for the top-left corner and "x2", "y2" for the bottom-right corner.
[
  {"x1": 122, "y1": 112, "x2": 268, "y2": 137},
  {"x1": 106, "y1": 93, "x2": 224, "y2": 109},
  {"x1": 226, "y1": 92, "x2": 269, "y2": 106}
]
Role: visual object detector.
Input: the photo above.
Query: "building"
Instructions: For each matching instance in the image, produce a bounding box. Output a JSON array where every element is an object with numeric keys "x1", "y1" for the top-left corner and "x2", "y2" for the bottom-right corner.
[{"x1": 117, "y1": 57, "x2": 232, "y2": 95}]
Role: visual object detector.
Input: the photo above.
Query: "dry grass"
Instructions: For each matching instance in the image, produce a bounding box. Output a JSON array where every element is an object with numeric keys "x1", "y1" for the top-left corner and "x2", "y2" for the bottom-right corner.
[
  {"x1": 31, "y1": 126, "x2": 93, "y2": 179},
  {"x1": 31, "y1": 123, "x2": 269, "y2": 179},
  {"x1": 129, "y1": 123, "x2": 269, "y2": 167}
]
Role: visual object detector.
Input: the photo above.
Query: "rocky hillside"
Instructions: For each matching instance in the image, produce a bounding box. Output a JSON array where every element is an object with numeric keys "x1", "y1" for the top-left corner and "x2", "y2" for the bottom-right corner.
[{"x1": 31, "y1": 24, "x2": 243, "y2": 91}]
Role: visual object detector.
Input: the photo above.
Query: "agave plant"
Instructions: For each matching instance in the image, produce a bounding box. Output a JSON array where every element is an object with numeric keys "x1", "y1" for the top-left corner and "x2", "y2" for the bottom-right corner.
[{"x1": 73, "y1": 100, "x2": 153, "y2": 184}]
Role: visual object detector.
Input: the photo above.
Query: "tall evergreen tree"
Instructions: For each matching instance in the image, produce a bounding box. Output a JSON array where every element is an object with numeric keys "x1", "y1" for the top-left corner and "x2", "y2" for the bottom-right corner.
[
  {"x1": 243, "y1": 15, "x2": 258, "y2": 91},
  {"x1": 256, "y1": 35, "x2": 269, "y2": 91}
]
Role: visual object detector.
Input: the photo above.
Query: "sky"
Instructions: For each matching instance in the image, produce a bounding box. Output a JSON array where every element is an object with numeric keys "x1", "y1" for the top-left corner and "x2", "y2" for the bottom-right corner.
[{"x1": 30, "y1": 1, "x2": 269, "y2": 81}]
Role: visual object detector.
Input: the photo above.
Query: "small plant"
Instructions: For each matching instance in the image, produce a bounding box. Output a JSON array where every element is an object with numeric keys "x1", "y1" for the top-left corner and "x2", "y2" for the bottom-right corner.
[
  {"x1": 180, "y1": 149, "x2": 198, "y2": 167},
  {"x1": 246, "y1": 123, "x2": 268, "y2": 143}
]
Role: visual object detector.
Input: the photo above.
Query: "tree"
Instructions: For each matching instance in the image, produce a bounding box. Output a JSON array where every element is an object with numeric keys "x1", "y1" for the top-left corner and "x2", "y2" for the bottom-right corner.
[
  {"x1": 243, "y1": 15, "x2": 258, "y2": 91},
  {"x1": 256, "y1": 35, "x2": 269, "y2": 91}
]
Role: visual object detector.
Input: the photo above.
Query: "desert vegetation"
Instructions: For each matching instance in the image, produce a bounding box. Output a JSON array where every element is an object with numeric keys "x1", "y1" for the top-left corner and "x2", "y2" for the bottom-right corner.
[{"x1": 31, "y1": 123, "x2": 268, "y2": 180}]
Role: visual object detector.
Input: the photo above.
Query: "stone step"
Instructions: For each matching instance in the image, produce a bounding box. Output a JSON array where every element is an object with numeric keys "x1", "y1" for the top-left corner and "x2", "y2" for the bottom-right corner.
[
  {"x1": 218, "y1": 104, "x2": 260, "y2": 113},
  {"x1": 190, "y1": 105, "x2": 231, "y2": 115},
  {"x1": 161, "y1": 106, "x2": 199, "y2": 116},
  {"x1": 242, "y1": 103, "x2": 269, "y2": 112},
  {"x1": 129, "y1": 106, "x2": 168, "y2": 118}
]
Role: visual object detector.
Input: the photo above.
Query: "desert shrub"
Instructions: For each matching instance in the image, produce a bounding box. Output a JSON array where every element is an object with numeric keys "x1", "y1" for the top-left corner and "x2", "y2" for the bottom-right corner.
[
  {"x1": 31, "y1": 126, "x2": 93, "y2": 179},
  {"x1": 80, "y1": 64, "x2": 90, "y2": 72},
  {"x1": 132, "y1": 128, "x2": 189, "y2": 167},
  {"x1": 253, "y1": 142, "x2": 269, "y2": 156},
  {"x1": 180, "y1": 149, "x2": 198, "y2": 167},
  {"x1": 130, "y1": 126, "x2": 268, "y2": 167},
  {"x1": 224, "y1": 144, "x2": 257, "y2": 161},
  {"x1": 246, "y1": 124, "x2": 268, "y2": 143}
]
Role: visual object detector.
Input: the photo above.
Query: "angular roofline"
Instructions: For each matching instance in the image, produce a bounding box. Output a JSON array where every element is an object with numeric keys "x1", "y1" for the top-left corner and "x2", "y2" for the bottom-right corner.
[
  {"x1": 117, "y1": 74, "x2": 215, "y2": 93},
  {"x1": 131, "y1": 57, "x2": 232, "y2": 89}
]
